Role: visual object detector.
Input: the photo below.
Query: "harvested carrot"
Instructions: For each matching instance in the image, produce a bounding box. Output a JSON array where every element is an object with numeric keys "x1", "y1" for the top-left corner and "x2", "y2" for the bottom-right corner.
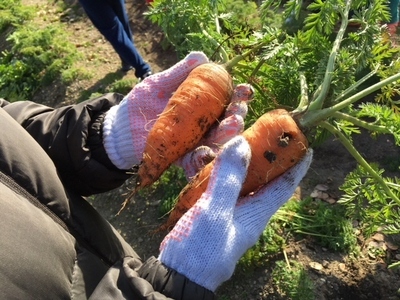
[
  {"x1": 162, "y1": 109, "x2": 309, "y2": 230},
  {"x1": 136, "y1": 63, "x2": 234, "y2": 190}
]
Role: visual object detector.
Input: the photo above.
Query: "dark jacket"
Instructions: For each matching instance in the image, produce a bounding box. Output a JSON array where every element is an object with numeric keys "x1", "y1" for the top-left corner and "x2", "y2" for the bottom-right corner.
[
  {"x1": 0, "y1": 94, "x2": 131, "y2": 196},
  {"x1": 0, "y1": 96, "x2": 215, "y2": 299}
]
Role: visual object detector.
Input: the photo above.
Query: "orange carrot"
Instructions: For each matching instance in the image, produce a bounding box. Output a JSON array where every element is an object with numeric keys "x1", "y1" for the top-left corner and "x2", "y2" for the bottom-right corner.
[
  {"x1": 136, "y1": 63, "x2": 234, "y2": 190},
  {"x1": 162, "y1": 109, "x2": 309, "y2": 230}
]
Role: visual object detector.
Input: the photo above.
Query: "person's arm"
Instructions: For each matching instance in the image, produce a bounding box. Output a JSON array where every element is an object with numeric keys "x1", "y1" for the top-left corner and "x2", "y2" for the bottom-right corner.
[
  {"x1": 2, "y1": 93, "x2": 131, "y2": 196},
  {"x1": 2, "y1": 52, "x2": 253, "y2": 197},
  {"x1": 88, "y1": 256, "x2": 215, "y2": 300},
  {"x1": 0, "y1": 107, "x2": 213, "y2": 300}
]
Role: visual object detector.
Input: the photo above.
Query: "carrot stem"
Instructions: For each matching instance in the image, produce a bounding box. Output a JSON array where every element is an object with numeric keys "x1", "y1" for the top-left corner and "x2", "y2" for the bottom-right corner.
[
  {"x1": 283, "y1": 250, "x2": 291, "y2": 270},
  {"x1": 223, "y1": 42, "x2": 266, "y2": 73},
  {"x1": 293, "y1": 72, "x2": 309, "y2": 114},
  {"x1": 320, "y1": 121, "x2": 400, "y2": 205},
  {"x1": 300, "y1": 72, "x2": 400, "y2": 128},
  {"x1": 308, "y1": 1, "x2": 351, "y2": 111},
  {"x1": 200, "y1": 24, "x2": 229, "y2": 62},
  {"x1": 331, "y1": 65, "x2": 380, "y2": 104},
  {"x1": 332, "y1": 111, "x2": 389, "y2": 133}
]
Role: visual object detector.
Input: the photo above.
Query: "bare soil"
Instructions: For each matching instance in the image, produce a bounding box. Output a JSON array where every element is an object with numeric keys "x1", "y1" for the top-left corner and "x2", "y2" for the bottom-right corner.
[{"x1": 14, "y1": 0, "x2": 400, "y2": 299}]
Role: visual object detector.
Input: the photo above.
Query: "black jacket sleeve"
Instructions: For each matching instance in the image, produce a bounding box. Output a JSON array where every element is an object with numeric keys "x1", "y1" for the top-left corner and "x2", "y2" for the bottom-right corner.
[
  {"x1": 0, "y1": 107, "x2": 215, "y2": 300},
  {"x1": 89, "y1": 256, "x2": 215, "y2": 300},
  {"x1": 0, "y1": 94, "x2": 132, "y2": 196}
]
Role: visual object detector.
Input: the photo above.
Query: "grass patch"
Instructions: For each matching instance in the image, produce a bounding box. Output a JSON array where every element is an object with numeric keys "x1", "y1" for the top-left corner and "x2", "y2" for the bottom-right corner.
[
  {"x1": 277, "y1": 197, "x2": 359, "y2": 254},
  {"x1": 138, "y1": 165, "x2": 188, "y2": 218},
  {"x1": 106, "y1": 78, "x2": 136, "y2": 95},
  {"x1": 0, "y1": 22, "x2": 83, "y2": 101},
  {"x1": 0, "y1": 0, "x2": 35, "y2": 33},
  {"x1": 239, "y1": 197, "x2": 359, "y2": 271},
  {"x1": 272, "y1": 259, "x2": 315, "y2": 300}
]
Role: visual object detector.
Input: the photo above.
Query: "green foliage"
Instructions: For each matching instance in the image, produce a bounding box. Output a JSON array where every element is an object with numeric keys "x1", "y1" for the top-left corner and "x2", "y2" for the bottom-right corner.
[
  {"x1": 145, "y1": 0, "x2": 260, "y2": 59},
  {"x1": 61, "y1": 67, "x2": 92, "y2": 85},
  {"x1": 277, "y1": 198, "x2": 359, "y2": 254},
  {"x1": 106, "y1": 78, "x2": 136, "y2": 95},
  {"x1": 147, "y1": 0, "x2": 400, "y2": 117},
  {"x1": 0, "y1": 0, "x2": 35, "y2": 33},
  {"x1": 239, "y1": 217, "x2": 286, "y2": 270},
  {"x1": 137, "y1": 166, "x2": 188, "y2": 217},
  {"x1": 239, "y1": 197, "x2": 359, "y2": 271},
  {"x1": 148, "y1": 0, "x2": 400, "y2": 268},
  {"x1": 0, "y1": 23, "x2": 82, "y2": 101},
  {"x1": 356, "y1": 103, "x2": 400, "y2": 144},
  {"x1": 272, "y1": 259, "x2": 315, "y2": 300},
  {"x1": 339, "y1": 164, "x2": 400, "y2": 236}
]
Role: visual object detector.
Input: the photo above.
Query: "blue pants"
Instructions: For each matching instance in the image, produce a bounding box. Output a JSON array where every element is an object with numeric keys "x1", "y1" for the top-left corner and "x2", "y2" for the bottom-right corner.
[
  {"x1": 389, "y1": 0, "x2": 400, "y2": 24},
  {"x1": 78, "y1": 0, "x2": 151, "y2": 78}
]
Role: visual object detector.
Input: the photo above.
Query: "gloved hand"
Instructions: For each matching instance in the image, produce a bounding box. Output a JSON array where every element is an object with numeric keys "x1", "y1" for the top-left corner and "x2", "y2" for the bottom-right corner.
[
  {"x1": 102, "y1": 51, "x2": 253, "y2": 175},
  {"x1": 158, "y1": 136, "x2": 313, "y2": 292},
  {"x1": 175, "y1": 83, "x2": 253, "y2": 179}
]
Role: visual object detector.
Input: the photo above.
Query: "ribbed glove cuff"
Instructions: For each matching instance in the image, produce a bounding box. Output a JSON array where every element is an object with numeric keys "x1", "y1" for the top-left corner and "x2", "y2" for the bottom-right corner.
[{"x1": 103, "y1": 99, "x2": 139, "y2": 170}]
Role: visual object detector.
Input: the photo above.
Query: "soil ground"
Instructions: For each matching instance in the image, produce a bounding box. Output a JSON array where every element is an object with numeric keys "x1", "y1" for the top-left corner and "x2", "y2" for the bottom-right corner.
[{"x1": 10, "y1": 0, "x2": 400, "y2": 298}]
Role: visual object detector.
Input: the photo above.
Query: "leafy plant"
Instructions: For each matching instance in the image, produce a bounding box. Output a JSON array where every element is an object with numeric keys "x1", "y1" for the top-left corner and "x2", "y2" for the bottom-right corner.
[
  {"x1": 239, "y1": 216, "x2": 286, "y2": 270},
  {"x1": 239, "y1": 196, "x2": 359, "y2": 272},
  {"x1": 106, "y1": 78, "x2": 136, "y2": 95},
  {"x1": 0, "y1": 0, "x2": 35, "y2": 33},
  {"x1": 147, "y1": 0, "x2": 400, "y2": 236},
  {"x1": 136, "y1": 165, "x2": 188, "y2": 217},
  {"x1": 145, "y1": 0, "x2": 260, "y2": 60},
  {"x1": 0, "y1": 5, "x2": 83, "y2": 101},
  {"x1": 278, "y1": 197, "x2": 359, "y2": 254},
  {"x1": 339, "y1": 164, "x2": 400, "y2": 236},
  {"x1": 272, "y1": 259, "x2": 315, "y2": 300}
]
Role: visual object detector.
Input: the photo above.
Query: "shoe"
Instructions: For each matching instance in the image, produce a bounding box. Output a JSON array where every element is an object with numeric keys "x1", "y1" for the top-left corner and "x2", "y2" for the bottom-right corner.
[
  {"x1": 121, "y1": 62, "x2": 133, "y2": 72},
  {"x1": 139, "y1": 71, "x2": 152, "y2": 81},
  {"x1": 386, "y1": 23, "x2": 398, "y2": 46}
]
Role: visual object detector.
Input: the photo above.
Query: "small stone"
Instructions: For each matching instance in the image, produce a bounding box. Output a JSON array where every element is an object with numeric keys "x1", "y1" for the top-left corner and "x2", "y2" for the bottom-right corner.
[
  {"x1": 372, "y1": 233, "x2": 385, "y2": 242},
  {"x1": 310, "y1": 189, "x2": 321, "y2": 198},
  {"x1": 386, "y1": 241, "x2": 399, "y2": 251},
  {"x1": 338, "y1": 263, "x2": 346, "y2": 272},
  {"x1": 310, "y1": 261, "x2": 323, "y2": 270},
  {"x1": 368, "y1": 240, "x2": 380, "y2": 248},
  {"x1": 319, "y1": 191, "x2": 330, "y2": 200},
  {"x1": 325, "y1": 197, "x2": 337, "y2": 204},
  {"x1": 315, "y1": 184, "x2": 329, "y2": 191}
]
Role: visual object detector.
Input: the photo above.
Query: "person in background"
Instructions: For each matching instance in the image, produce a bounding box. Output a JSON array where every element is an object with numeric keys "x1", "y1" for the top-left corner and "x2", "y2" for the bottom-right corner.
[
  {"x1": 78, "y1": 0, "x2": 152, "y2": 80},
  {"x1": 0, "y1": 52, "x2": 313, "y2": 299},
  {"x1": 387, "y1": 0, "x2": 400, "y2": 37}
]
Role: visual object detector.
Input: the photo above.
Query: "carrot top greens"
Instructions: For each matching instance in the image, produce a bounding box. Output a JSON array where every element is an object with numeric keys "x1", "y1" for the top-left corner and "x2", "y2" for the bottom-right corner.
[{"x1": 147, "y1": 1, "x2": 400, "y2": 238}]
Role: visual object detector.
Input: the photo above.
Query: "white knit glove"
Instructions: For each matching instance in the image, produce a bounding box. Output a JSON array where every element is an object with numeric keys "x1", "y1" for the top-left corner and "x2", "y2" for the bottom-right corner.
[
  {"x1": 102, "y1": 51, "x2": 253, "y2": 176},
  {"x1": 158, "y1": 136, "x2": 313, "y2": 292}
]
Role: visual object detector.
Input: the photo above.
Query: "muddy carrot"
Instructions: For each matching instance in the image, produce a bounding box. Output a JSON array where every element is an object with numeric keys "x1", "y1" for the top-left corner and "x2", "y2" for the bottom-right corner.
[
  {"x1": 162, "y1": 109, "x2": 309, "y2": 230},
  {"x1": 136, "y1": 63, "x2": 234, "y2": 190}
]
